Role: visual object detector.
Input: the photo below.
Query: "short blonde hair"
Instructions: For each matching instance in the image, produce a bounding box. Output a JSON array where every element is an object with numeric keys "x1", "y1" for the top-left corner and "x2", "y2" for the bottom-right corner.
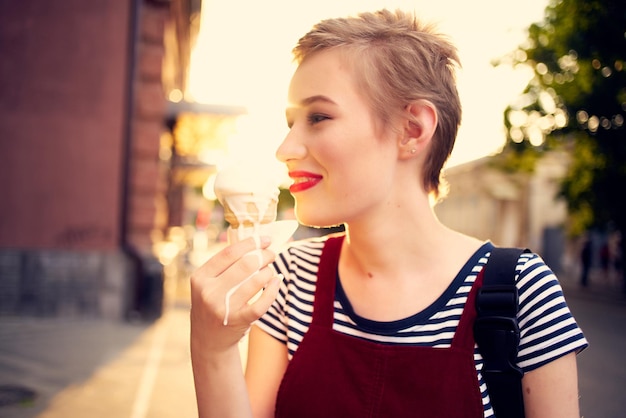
[{"x1": 293, "y1": 9, "x2": 461, "y2": 199}]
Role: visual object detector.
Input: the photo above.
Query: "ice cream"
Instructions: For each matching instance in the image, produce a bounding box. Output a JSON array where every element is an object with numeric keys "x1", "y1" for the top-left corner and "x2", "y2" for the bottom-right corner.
[
  {"x1": 213, "y1": 163, "x2": 283, "y2": 326},
  {"x1": 213, "y1": 163, "x2": 281, "y2": 242}
]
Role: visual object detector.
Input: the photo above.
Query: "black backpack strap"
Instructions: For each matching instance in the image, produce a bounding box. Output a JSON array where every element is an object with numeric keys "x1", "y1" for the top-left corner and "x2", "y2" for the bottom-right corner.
[{"x1": 474, "y1": 247, "x2": 529, "y2": 418}]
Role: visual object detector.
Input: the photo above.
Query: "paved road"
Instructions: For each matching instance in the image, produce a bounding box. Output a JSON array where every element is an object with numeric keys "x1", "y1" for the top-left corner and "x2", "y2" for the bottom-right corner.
[
  {"x1": 564, "y1": 290, "x2": 626, "y2": 418},
  {"x1": 0, "y1": 316, "x2": 148, "y2": 418},
  {"x1": 0, "y1": 304, "x2": 199, "y2": 418}
]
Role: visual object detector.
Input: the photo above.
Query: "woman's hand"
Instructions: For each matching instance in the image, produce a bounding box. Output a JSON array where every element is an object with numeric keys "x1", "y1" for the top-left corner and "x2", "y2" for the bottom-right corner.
[
  {"x1": 190, "y1": 235, "x2": 279, "y2": 418},
  {"x1": 190, "y1": 235, "x2": 280, "y2": 355}
]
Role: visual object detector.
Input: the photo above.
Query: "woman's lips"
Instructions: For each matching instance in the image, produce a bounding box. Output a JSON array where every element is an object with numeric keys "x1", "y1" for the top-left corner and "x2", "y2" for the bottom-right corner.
[{"x1": 288, "y1": 171, "x2": 322, "y2": 193}]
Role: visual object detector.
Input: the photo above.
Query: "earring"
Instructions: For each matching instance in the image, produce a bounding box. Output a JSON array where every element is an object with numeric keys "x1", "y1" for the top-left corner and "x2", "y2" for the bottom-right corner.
[{"x1": 410, "y1": 148, "x2": 416, "y2": 154}]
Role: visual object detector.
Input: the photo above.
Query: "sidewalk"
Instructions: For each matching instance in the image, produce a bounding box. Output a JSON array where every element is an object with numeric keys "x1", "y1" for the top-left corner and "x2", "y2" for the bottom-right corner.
[
  {"x1": 0, "y1": 274, "x2": 201, "y2": 418},
  {"x1": 0, "y1": 262, "x2": 623, "y2": 418},
  {"x1": 36, "y1": 301, "x2": 198, "y2": 418},
  {"x1": 558, "y1": 267, "x2": 626, "y2": 306}
]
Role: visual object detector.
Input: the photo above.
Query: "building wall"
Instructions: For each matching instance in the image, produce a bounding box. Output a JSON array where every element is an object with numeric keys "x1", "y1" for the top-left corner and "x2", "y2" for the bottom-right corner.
[
  {"x1": 0, "y1": 0, "x2": 131, "y2": 250},
  {"x1": 435, "y1": 152, "x2": 570, "y2": 272},
  {"x1": 127, "y1": 2, "x2": 171, "y2": 253},
  {"x1": 436, "y1": 158, "x2": 525, "y2": 247},
  {"x1": 0, "y1": 0, "x2": 175, "y2": 320}
]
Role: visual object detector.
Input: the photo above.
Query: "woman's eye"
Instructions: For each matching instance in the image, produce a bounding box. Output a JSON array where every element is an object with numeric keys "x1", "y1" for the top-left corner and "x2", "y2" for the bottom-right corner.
[{"x1": 307, "y1": 113, "x2": 329, "y2": 125}]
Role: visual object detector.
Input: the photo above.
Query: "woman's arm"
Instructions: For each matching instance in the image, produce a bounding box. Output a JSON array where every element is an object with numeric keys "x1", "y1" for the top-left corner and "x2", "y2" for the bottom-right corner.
[
  {"x1": 514, "y1": 253, "x2": 588, "y2": 417},
  {"x1": 522, "y1": 352, "x2": 581, "y2": 418},
  {"x1": 245, "y1": 325, "x2": 289, "y2": 418},
  {"x1": 190, "y1": 236, "x2": 280, "y2": 418},
  {"x1": 191, "y1": 343, "x2": 252, "y2": 418}
]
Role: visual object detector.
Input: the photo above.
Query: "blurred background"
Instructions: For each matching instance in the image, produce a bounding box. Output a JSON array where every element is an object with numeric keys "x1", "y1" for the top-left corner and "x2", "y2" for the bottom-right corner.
[{"x1": 0, "y1": 0, "x2": 624, "y2": 417}]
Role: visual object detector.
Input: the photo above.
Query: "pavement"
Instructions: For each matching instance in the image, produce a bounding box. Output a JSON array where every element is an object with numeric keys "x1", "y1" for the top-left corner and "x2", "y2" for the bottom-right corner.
[
  {"x1": 0, "y1": 260, "x2": 624, "y2": 418},
  {"x1": 558, "y1": 266, "x2": 626, "y2": 307},
  {"x1": 0, "y1": 263, "x2": 201, "y2": 418}
]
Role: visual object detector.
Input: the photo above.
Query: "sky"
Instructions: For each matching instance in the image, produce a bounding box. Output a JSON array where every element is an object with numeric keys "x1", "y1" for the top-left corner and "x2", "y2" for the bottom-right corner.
[{"x1": 188, "y1": 0, "x2": 549, "y2": 168}]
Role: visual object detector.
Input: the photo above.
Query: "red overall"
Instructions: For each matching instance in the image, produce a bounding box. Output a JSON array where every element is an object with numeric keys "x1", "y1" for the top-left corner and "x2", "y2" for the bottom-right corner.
[{"x1": 275, "y1": 236, "x2": 485, "y2": 417}]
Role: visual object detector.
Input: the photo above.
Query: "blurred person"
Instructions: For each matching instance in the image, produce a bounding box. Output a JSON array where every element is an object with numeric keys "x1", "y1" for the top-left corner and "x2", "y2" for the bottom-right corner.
[
  {"x1": 600, "y1": 241, "x2": 611, "y2": 278},
  {"x1": 615, "y1": 234, "x2": 623, "y2": 276},
  {"x1": 580, "y1": 235, "x2": 592, "y2": 287},
  {"x1": 616, "y1": 234, "x2": 625, "y2": 293},
  {"x1": 190, "y1": 9, "x2": 587, "y2": 418}
]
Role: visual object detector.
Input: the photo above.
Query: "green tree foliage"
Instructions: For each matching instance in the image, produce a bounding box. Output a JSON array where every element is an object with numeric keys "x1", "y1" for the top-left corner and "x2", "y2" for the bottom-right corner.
[{"x1": 496, "y1": 0, "x2": 626, "y2": 246}]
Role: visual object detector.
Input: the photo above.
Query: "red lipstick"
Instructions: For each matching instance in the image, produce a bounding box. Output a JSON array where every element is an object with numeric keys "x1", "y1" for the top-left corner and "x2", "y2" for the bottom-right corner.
[{"x1": 288, "y1": 171, "x2": 322, "y2": 193}]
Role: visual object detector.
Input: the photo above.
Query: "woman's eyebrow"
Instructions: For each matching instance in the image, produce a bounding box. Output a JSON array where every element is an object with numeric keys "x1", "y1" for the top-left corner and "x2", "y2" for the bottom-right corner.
[
  {"x1": 288, "y1": 95, "x2": 337, "y2": 109},
  {"x1": 300, "y1": 95, "x2": 336, "y2": 106}
]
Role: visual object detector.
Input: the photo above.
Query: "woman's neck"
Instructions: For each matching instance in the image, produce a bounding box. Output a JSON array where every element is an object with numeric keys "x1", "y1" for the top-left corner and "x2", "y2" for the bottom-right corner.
[
  {"x1": 340, "y1": 197, "x2": 482, "y2": 280},
  {"x1": 337, "y1": 205, "x2": 483, "y2": 321},
  {"x1": 342, "y1": 200, "x2": 443, "y2": 275}
]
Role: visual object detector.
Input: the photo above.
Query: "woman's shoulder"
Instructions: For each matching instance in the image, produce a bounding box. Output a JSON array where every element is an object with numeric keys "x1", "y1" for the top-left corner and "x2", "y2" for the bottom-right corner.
[
  {"x1": 513, "y1": 250, "x2": 557, "y2": 288},
  {"x1": 271, "y1": 233, "x2": 342, "y2": 277},
  {"x1": 276, "y1": 232, "x2": 343, "y2": 259},
  {"x1": 484, "y1": 247, "x2": 556, "y2": 295}
]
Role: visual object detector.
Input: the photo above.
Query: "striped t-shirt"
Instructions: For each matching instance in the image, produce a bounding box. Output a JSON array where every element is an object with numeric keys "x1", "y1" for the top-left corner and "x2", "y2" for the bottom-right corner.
[{"x1": 257, "y1": 235, "x2": 588, "y2": 417}]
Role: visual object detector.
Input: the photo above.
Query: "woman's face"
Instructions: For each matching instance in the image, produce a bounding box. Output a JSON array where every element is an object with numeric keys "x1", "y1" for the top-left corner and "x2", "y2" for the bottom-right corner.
[{"x1": 276, "y1": 48, "x2": 400, "y2": 228}]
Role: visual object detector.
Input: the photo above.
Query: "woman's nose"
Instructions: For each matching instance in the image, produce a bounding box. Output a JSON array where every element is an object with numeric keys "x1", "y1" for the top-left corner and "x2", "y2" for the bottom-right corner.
[{"x1": 275, "y1": 127, "x2": 306, "y2": 163}]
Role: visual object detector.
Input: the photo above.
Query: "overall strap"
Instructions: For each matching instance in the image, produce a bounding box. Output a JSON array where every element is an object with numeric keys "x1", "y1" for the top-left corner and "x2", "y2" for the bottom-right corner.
[
  {"x1": 311, "y1": 235, "x2": 344, "y2": 327},
  {"x1": 474, "y1": 247, "x2": 529, "y2": 418}
]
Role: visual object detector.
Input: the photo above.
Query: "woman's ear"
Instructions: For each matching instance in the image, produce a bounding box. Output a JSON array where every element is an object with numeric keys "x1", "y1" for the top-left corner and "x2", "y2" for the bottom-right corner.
[{"x1": 399, "y1": 100, "x2": 438, "y2": 158}]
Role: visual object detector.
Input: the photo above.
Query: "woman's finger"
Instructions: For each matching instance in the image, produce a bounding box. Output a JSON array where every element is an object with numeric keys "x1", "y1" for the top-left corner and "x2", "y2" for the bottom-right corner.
[
  {"x1": 223, "y1": 265, "x2": 277, "y2": 308},
  {"x1": 195, "y1": 235, "x2": 271, "y2": 279},
  {"x1": 239, "y1": 273, "x2": 282, "y2": 324},
  {"x1": 221, "y1": 254, "x2": 279, "y2": 325},
  {"x1": 190, "y1": 240, "x2": 275, "y2": 303}
]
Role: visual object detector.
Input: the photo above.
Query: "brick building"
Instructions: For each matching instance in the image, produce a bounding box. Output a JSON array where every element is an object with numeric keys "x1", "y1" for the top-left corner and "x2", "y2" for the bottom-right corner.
[{"x1": 0, "y1": 0, "x2": 203, "y2": 320}]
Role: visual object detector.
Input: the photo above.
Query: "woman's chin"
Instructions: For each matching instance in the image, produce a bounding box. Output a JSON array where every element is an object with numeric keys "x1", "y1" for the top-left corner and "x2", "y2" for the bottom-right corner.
[
  {"x1": 296, "y1": 216, "x2": 342, "y2": 231},
  {"x1": 294, "y1": 204, "x2": 346, "y2": 230}
]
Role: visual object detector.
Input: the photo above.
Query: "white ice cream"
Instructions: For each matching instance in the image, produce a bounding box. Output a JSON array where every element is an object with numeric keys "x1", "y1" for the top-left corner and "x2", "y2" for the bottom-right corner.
[
  {"x1": 213, "y1": 163, "x2": 282, "y2": 325},
  {"x1": 214, "y1": 163, "x2": 281, "y2": 241}
]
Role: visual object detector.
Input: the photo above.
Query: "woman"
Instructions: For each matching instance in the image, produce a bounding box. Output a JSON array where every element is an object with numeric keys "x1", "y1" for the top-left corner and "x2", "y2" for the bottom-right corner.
[{"x1": 190, "y1": 9, "x2": 587, "y2": 417}]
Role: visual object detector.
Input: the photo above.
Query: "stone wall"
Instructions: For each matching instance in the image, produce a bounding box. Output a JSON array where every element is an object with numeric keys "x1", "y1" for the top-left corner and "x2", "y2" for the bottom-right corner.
[{"x1": 0, "y1": 250, "x2": 136, "y2": 320}]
